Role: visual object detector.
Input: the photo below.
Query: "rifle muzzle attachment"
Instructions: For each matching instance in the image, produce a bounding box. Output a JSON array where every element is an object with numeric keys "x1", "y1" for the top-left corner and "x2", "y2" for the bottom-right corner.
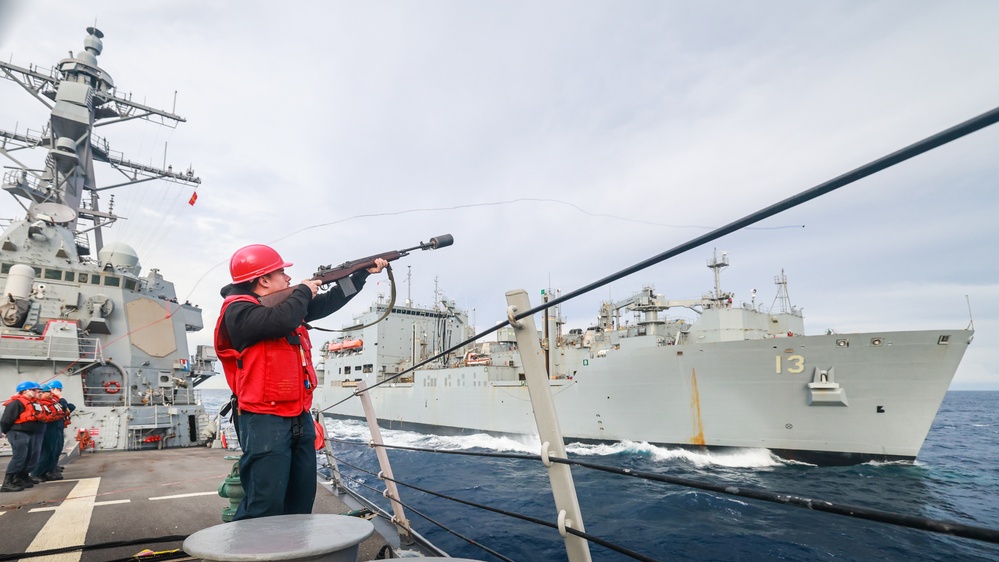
[{"x1": 428, "y1": 234, "x2": 453, "y2": 249}]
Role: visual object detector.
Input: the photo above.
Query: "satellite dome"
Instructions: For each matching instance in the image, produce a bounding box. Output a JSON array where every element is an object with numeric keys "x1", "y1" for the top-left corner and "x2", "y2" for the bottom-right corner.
[{"x1": 99, "y1": 242, "x2": 141, "y2": 275}]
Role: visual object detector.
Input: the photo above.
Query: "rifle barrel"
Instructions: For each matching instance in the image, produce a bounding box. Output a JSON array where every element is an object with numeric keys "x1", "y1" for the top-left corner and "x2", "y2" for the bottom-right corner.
[{"x1": 397, "y1": 233, "x2": 454, "y2": 255}]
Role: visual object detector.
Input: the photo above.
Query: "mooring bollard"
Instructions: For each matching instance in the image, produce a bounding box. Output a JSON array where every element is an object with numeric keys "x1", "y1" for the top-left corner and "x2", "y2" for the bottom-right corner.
[{"x1": 184, "y1": 514, "x2": 374, "y2": 561}]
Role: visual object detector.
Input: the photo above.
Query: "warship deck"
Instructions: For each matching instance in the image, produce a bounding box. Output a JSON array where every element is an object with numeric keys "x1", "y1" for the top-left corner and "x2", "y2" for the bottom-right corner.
[{"x1": 0, "y1": 447, "x2": 392, "y2": 561}]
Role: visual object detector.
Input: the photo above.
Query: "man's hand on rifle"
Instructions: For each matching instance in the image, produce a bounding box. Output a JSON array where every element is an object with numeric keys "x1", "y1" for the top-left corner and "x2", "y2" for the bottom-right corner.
[
  {"x1": 367, "y1": 258, "x2": 389, "y2": 275},
  {"x1": 300, "y1": 278, "x2": 322, "y2": 298},
  {"x1": 299, "y1": 258, "x2": 389, "y2": 298}
]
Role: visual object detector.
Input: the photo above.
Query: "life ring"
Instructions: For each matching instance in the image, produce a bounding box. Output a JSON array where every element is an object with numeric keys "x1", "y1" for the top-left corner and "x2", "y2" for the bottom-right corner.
[{"x1": 104, "y1": 380, "x2": 121, "y2": 394}]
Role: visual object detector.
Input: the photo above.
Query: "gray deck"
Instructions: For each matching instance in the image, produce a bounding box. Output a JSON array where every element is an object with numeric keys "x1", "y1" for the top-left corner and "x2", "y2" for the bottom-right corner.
[{"x1": 0, "y1": 447, "x2": 390, "y2": 561}]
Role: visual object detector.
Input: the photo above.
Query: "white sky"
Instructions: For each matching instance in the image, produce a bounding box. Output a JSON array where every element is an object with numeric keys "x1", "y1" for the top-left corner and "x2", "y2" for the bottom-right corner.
[{"x1": 1, "y1": 1, "x2": 997, "y2": 390}]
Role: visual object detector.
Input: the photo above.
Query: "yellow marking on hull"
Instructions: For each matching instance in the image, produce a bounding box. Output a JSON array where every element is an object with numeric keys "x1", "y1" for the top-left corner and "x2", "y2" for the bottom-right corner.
[{"x1": 690, "y1": 368, "x2": 706, "y2": 445}]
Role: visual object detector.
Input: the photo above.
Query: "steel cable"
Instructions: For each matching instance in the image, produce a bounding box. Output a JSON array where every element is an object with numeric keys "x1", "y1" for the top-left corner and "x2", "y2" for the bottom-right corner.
[
  {"x1": 335, "y1": 456, "x2": 657, "y2": 561},
  {"x1": 329, "y1": 439, "x2": 999, "y2": 545},
  {"x1": 0, "y1": 535, "x2": 189, "y2": 562},
  {"x1": 335, "y1": 467, "x2": 514, "y2": 562},
  {"x1": 321, "y1": 104, "x2": 999, "y2": 412}
]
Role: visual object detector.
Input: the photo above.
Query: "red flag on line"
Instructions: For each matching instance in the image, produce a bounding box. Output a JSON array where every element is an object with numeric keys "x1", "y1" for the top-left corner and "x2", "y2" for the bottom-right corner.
[{"x1": 188, "y1": 191, "x2": 198, "y2": 206}]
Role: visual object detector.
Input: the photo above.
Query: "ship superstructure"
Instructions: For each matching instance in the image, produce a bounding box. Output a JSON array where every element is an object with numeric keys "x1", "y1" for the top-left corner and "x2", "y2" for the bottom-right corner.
[
  {"x1": 0, "y1": 28, "x2": 214, "y2": 450},
  {"x1": 316, "y1": 253, "x2": 972, "y2": 465}
]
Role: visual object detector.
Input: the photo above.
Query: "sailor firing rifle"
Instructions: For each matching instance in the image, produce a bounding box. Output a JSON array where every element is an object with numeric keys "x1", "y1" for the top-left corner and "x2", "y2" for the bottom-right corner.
[{"x1": 258, "y1": 234, "x2": 454, "y2": 308}]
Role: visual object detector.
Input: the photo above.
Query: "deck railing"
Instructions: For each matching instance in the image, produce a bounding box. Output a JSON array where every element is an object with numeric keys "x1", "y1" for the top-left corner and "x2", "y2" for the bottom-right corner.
[{"x1": 0, "y1": 333, "x2": 102, "y2": 362}]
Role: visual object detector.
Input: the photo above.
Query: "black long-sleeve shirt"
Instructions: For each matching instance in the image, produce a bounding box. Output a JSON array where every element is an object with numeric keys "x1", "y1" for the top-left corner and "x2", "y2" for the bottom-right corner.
[
  {"x1": 0, "y1": 399, "x2": 21, "y2": 434},
  {"x1": 1, "y1": 398, "x2": 39, "y2": 434},
  {"x1": 219, "y1": 270, "x2": 370, "y2": 352},
  {"x1": 2, "y1": 396, "x2": 74, "y2": 434}
]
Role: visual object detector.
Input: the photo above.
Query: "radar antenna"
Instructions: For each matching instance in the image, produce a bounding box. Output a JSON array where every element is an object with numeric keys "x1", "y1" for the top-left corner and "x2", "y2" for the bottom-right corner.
[{"x1": 0, "y1": 27, "x2": 200, "y2": 254}]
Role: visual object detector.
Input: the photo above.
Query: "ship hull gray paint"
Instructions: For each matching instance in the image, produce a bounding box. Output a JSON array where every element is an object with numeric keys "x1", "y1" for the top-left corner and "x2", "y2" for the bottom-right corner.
[{"x1": 317, "y1": 328, "x2": 970, "y2": 465}]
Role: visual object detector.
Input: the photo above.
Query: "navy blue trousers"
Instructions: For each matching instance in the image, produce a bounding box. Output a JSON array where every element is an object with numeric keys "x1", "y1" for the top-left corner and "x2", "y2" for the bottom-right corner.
[
  {"x1": 234, "y1": 410, "x2": 316, "y2": 521},
  {"x1": 4, "y1": 430, "x2": 32, "y2": 475},
  {"x1": 25, "y1": 430, "x2": 44, "y2": 474},
  {"x1": 33, "y1": 422, "x2": 64, "y2": 477}
]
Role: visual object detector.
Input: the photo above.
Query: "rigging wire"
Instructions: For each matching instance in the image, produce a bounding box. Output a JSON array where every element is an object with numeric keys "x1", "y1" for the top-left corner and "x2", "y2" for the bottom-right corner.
[
  {"x1": 138, "y1": 185, "x2": 187, "y2": 260},
  {"x1": 334, "y1": 466, "x2": 515, "y2": 562},
  {"x1": 0, "y1": 535, "x2": 189, "y2": 562},
  {"x1": 321, "y1": 103, "x2": 999, "y2": 412},
  {"x1": 177, "y1": 195, "x2": 804, "y2": 307},
  {"x1": 108, "y1": 118, "x2": 167, "y2": 254},
  {"x1": 329, "y1": 439, "x2": 999, "y2": 546},
  {"x1": 510, "y1": 104, "x2": 999, "y2": 321},
  {"x1": 267, "y1": 198, "x2": 805, "y2": 247},
  {"x1": 336, "y1": 459, "x2": 654, "y2": 562}
]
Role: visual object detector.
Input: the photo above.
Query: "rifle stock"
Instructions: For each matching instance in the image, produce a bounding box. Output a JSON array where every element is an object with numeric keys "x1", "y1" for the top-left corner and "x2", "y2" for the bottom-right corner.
[{"x1": 258, "y1": 234, "x2": 453, "y2": 308}]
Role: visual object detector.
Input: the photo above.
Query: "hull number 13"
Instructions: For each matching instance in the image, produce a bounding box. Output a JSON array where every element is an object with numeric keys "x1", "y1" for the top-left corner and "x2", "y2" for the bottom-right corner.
[{"x1": 776, "y1": 354, "x2": 805, "y2": 374}]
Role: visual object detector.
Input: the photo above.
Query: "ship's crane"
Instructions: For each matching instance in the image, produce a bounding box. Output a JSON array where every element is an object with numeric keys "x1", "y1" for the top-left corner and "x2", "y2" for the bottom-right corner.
[
  {"x1": 597, "y1": 287, "x2": 652, "y2": 331},
  {"x1": 599, "y1": 280, "x2": 737, "y2": 331},
  {"x1": 597, "y1": 286, "x2": 677, "y2": 331}
]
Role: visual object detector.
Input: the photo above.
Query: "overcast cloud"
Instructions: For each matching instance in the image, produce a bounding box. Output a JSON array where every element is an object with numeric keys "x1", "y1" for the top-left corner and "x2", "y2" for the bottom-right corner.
[{"x1": 1, "y1": 1, "x2": 997, "y2": 389}]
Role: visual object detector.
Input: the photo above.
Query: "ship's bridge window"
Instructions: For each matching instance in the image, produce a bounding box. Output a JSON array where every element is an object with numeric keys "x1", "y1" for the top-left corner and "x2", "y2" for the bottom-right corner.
[
  {"x1": 64, "y1": 271, "x2": 75, "y2": 282},
  {"x1": 90, "y1": 275, "x2": 102, "y2": 285},
  {"x1": 362, "y1": 364, "x2": 373, "y2": 373},
  {"x1": 31, "y1": 266, "x2": 41, "y2": 276},
  {"x1": 344, "y1": 366, "x2": 351, "y2": 374},
  {"x1": 44, "y1": 268, "x2": 62, "y2": 280},
  {"x1": 103, "y1": 276, "x2": 120, "y2": 287},
  {"x1": 0, "y1": 263, "x2": 9, "y2": 274},
  {"x1": 124, "y1": 279, "x2": 137, "y2": 291}
]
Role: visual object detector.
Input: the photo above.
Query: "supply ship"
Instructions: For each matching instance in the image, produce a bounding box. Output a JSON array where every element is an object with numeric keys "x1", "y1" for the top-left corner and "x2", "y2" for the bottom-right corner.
[
  {"x1": 315, "y1": 252, "x2": 973, "y2": 466},
  {"x1": 0, "y1": 27, "x2": 215, "y2": 452},
  {"x1": 0, "y1": 19, "x2": 994, "y2": 562}
]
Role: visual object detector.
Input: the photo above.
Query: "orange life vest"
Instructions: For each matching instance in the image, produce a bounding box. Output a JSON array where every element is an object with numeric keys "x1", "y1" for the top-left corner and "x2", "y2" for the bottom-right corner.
[
  {"x1": 214, "y1": 295, "x2": 317, "y2": 417},
  {"x1": 3, "y1": 394, "x2": 44, "y2": 425}
]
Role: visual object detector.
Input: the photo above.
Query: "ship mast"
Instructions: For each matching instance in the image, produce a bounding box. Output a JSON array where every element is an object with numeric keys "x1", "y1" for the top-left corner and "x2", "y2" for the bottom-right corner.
[
  {"x1": 705, "y1": 249, "x2": 733, "y2": 307},
  {"x1": 770, "y1": 269, "x2": 792, "y2": 314},
  {"x1": 0, "y1": 27, "x2": 200, "y2": 256}
]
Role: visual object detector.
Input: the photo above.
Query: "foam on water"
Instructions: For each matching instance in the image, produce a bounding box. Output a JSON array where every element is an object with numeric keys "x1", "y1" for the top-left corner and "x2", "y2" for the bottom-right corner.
[
  {"x1": 863, "y1": 459, "x2": 917, "y2": 467},
  {"x1": 314, "y1": 392, "x2": 999, "y2": 561},
  {"x1": 325, "y1": 418, "x2": 541, "y2": 453},
  {"x1": 326, "y1": 418, "x2": 785, "y2": 469},
  {"x1": 567, "y1": 440, "x2": 786, "y2": 468}
]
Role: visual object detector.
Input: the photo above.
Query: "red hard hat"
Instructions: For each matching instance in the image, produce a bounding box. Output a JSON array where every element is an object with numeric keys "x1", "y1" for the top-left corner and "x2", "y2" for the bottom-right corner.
[{"x1": 229, "y1": 244, "x2": 293, "y2": 283}]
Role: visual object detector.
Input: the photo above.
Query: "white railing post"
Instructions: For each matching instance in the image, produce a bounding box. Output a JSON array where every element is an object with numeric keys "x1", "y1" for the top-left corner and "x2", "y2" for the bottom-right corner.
[
  {"x1": 356, "y1": 380, "x2": 413, "y2": 545},
  {"x1": 506, "y1": 289, "x2": 592, "y2": 562}
]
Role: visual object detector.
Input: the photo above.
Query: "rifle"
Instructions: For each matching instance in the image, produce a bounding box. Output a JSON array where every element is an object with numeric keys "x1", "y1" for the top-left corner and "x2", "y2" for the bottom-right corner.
[{"x1": 259, "y1": 234, "x2": 454, "y2": 307}]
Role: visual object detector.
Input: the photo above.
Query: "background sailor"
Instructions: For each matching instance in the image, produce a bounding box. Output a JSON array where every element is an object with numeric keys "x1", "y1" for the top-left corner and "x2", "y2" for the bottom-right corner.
[
  {"x1": 0, "y1": 381, "x2": 43, "y2": 492},
  {"x1": 33, "y1": 380, "x2": 73, "y2": 481}
]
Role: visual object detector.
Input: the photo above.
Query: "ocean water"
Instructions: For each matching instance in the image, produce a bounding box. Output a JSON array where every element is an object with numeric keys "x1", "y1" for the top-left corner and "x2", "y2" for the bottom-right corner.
[{"x1": 201, "y1": 390, "x2": 999, "y2": 561}]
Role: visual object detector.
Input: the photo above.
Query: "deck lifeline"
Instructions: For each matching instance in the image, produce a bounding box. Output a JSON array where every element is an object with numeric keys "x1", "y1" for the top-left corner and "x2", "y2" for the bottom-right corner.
[{"x1": 0, "y1": 447, "x2": 389, "y2": 561}]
